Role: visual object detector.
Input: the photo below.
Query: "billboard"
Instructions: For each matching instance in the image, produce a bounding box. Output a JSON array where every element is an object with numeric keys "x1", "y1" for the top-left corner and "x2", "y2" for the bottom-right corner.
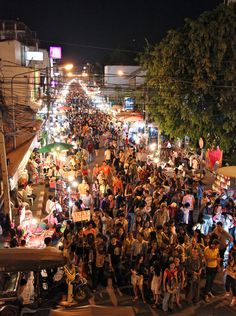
[
  {"x1": 26, "y1": 51, "x2": 44, "y2": 61},
  {"x1": 50, "y1": 46, "x2": 62, "y2": 59},
  {"x1": 124, "y1": 97, "x2": 134, "y2": 110}
]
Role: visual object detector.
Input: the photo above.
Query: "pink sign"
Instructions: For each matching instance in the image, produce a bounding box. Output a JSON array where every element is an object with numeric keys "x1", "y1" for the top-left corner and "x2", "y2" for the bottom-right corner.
[{"x1": 50, "y1": 46, "x2": 62, "y2": 59}]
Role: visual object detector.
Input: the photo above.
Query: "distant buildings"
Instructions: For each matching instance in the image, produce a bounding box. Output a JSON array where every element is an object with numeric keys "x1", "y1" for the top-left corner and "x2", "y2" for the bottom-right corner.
[
  {"x1": 0, "y1": 20, "x2": 51, "y2": 202},
  {"x1": 103, "y1": 65, "x2": 146, "y2": 107}
]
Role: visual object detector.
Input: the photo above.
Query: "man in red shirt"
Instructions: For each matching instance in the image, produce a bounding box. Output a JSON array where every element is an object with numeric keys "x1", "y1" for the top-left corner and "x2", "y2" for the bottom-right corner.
[{"x1": 100, "y1": 161, "x2": 111, "y2": 180}]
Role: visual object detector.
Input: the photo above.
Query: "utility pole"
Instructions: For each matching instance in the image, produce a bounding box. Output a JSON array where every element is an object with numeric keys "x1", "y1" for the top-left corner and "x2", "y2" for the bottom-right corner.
[
  {"x1": 0, "y1": 109, "x2": 12, "y2": 220},
  {"x1": 45, "y1": 66, "x2": 52, "y2": 144}
]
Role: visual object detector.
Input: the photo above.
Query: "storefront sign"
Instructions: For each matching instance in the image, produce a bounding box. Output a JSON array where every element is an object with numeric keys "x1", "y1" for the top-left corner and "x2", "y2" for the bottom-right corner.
[
  {"x1": 50, "y1": 46, "x2": 62, "y2": 59},
  {"x1": 26, "y1": 51, "x2": 44, "y2": 61},
  {"x1": 124, "y1": 97, "x2": 134, "y2": 110}
]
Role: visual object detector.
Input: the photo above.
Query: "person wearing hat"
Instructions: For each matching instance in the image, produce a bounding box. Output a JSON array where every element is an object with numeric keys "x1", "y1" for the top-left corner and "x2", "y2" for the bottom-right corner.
[{"x1": 203, "y1": 239, "x2": 220, "y2": 302}]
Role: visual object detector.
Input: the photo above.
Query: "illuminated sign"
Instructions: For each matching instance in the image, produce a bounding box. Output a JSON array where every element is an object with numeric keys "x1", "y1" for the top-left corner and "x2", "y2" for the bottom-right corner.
[
  {"x1": 124, "y1": 97, "x2": 134, "y2": 110},
  {"x1": 26, "y1": 51, "x2": 43, "y2": 61},
  {"x1": 50, "y1": 46, "x2": 62, "y2": 59}
]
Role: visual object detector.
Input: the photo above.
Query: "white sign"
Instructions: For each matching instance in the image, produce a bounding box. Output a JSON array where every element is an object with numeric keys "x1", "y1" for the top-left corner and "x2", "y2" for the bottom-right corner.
[
  {"x1": 72, "y1": 210, "x2": 91, "y2": 222},
  {"x1": 26, "y1": 51, "x2": 44, "y2": 61}
]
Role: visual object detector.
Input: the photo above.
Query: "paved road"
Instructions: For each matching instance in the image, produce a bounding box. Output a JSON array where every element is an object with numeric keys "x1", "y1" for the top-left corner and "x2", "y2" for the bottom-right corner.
[
  {"x1": 20, "y1": 142, "x2": 234, "y2": 316},
  {"x1": 88, "y1": 277, "x2": 236, "y2": 316}
]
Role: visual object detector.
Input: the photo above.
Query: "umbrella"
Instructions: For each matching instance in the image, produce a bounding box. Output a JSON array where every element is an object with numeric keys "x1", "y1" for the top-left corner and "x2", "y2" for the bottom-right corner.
[
  {"x1": 122, "y1": 115, "x2": 143, "y2": 122},
  {"x1": 38, "y1": 142, "x2": 73, "y2": 153},
  {"x1": 218, "y1": 166, "x2": 236, "y2": 178},
  {"x1": 57, "y1": 106, "x2": 71, "y2": 111},
  {"x1": 112, "y1": 105, "x2": 123, "y2": 110}
]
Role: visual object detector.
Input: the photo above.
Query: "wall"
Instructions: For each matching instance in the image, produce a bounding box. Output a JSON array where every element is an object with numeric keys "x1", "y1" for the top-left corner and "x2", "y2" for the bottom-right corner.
[
  {"x1": 1, "y1": 66, "x2": 40, "y2": 109},
  {"x1": 0, "y1": 40, "x2": 46, "y2": 110},
  {"x1": 0, "y1": 40, "x2": 22, "y2": 65}
]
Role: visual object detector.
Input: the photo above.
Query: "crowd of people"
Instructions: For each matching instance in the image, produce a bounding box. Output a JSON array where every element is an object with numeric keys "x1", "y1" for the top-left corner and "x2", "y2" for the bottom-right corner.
[{"x1": 1, "y1": 83, "x2": 236, "y2": 311}]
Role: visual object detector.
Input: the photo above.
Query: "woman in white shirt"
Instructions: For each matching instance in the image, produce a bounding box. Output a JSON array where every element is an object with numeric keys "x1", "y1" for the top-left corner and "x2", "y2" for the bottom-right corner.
[{"x1": 181, "y1": 202, "x2": 191, "y2": 225}]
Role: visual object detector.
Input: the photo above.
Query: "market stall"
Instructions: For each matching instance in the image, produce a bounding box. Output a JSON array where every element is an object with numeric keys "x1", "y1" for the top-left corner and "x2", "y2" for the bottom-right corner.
[{"x1": 212, "y1": 165, "x2": 236, "y2": 196}]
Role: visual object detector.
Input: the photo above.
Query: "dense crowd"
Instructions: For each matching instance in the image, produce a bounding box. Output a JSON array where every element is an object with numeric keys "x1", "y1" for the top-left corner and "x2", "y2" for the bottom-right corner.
[{"x1": 1, "y1": 84, "x2": 236, "y2": 311}]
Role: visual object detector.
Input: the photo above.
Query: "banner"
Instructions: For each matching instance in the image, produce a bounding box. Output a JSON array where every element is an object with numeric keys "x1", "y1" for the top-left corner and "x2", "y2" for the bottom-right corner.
[
  {"x1": 206, "y1": 147, "x2": 223, "y2": 171},
  {"x1": 72, "y1": 210, "x2": 91, "y2": 222}
]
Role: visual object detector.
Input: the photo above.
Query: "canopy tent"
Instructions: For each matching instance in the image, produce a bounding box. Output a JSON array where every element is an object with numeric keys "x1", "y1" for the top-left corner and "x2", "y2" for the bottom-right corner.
[
  {"x1": 112, "y1": 105, "x2": 123, "y2": 110},
  {"x1": 217, "y1": 166, "x2": 236, "y2": 178},
  {"x1": 116, "y1": 110, "x2": 141, "y2": 117},
  {"x1": 38, "y1": 142, "x2": 73, "y2": 153},
  {"x1": 57, "y1": 106, "x2": 71, "y2": 111},
  {"x1": 6, "y1": 135, "x2": 38, "y2": 190},
  {"x1": 49, "y1": 305, "x2": 135, "y2": 316},
  {"x1": 122, "y1": 115, "x2": 143, "y2": 123}
]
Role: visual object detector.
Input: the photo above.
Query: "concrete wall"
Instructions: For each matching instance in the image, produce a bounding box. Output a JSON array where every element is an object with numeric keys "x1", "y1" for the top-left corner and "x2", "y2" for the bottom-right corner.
[
  {"x1": 0, "y1": 40, "x2": 48, "y2": 110},
  {"x1": 0, "y1": 40, "x2": 22, "y2": 65},
  {"x1": 2, "y1": 66, "x2": 40, "y2": 109}
]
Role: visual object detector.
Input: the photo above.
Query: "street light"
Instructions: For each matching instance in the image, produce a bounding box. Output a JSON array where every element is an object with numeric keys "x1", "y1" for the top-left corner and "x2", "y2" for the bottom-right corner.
[
  {"x1": 63, "y1": 64, "x2": 73, "y2": 71},
  {"x1": 117, "y1": 70, "x2": 124, "y2": 76}
]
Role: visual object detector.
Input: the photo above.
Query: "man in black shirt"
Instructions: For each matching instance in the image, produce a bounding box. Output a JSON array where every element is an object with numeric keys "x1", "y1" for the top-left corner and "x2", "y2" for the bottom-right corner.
[{"x1": 108, "y1": 236, "x2": 122, "y2": 287}]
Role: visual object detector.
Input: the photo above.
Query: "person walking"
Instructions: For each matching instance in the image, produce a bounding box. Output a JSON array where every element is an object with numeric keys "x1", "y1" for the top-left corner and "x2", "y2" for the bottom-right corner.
[
  {"x1": 203, "y1": 239, "x2": 220, "y2": 302},
  {"x1": 224, "y1": 254, "x2": 236, "y2": 306},
  {"x1": 162, "y1": 260, "x2": 178, "y2": 312},
  {"x1": 212, "y1": 221, "x2": 233, "y2": 266}
]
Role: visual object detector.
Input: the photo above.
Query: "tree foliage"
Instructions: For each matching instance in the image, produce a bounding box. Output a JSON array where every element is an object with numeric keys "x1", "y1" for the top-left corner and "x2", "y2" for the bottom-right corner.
[{"x1": 140, "y1": 4, "x2": 236, "y2": 154}]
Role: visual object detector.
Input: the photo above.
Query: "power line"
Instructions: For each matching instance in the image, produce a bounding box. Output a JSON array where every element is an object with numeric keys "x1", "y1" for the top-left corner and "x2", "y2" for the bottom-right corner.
[{"x1": 39, "y1": 39, "x2": 140, "y2": 54}]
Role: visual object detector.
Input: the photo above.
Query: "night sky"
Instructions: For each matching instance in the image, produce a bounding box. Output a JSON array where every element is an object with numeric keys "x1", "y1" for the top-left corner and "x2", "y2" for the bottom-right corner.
[{"x1": 1, "y1": 0, "x2": 222, "y2": 66}]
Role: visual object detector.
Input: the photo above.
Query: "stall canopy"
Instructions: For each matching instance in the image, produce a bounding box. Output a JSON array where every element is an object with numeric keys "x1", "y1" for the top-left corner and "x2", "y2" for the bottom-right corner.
[
  {"x1": 217, "y1": 166, "x2": 236, "y2": 178},
  {"x1": 122, "y1": 115, "x2": 143, "y2": 123},
  {"x1": 38, "y1": 142, "x2": 73, "y2": 153},
  {"x1": 6, "y1": 135, "x2": 39, "y2": 189},
  {"x1": 50, "y1": 305, "x2": 135, "y2": 316},
  {"x1": 57, "y1": 106, "x2": 71, "y2": 111},
  {"x1": 112, "y1": 105, "x2": 123, "y2": 110}
]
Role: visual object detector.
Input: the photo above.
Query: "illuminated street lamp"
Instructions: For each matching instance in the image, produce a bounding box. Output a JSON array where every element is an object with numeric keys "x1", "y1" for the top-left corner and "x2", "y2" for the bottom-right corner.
[
  {"x1": 63, "y1": 64, "x2": 74, "y2": 71},
  {"x1": 117, "y1": 70, "x2": 124, "y2": 76}
]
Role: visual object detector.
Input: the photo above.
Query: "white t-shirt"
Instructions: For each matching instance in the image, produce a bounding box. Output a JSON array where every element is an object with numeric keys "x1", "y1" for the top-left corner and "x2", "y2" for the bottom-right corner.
[
  {"x1": 104, "y1": 149, "x2": 111, "y2": 160},
  {"x1": 182, "y1": 207, "x2": 190, "y2": 224},
  {"x1": 45, "y1": 199, "x2": 54, "y2": 214},
  {"x1": 82, "y1": 195, "x2": 92, "y2": 209}
]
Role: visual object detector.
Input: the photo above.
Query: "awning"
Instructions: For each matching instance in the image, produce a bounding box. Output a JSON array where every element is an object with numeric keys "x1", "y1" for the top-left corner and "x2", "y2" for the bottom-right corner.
[
  {"x1": 7, "y1": 135, "x2": 38, "y2": 189},
  {"x1": 217, "y1": 166, "x2": 236, "y2": 178}
]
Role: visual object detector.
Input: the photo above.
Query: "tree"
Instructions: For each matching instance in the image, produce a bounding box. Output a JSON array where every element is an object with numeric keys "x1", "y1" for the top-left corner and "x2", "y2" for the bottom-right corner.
[{"x1": 140, "y1": 3, "x2": 236, "y2": 156}]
